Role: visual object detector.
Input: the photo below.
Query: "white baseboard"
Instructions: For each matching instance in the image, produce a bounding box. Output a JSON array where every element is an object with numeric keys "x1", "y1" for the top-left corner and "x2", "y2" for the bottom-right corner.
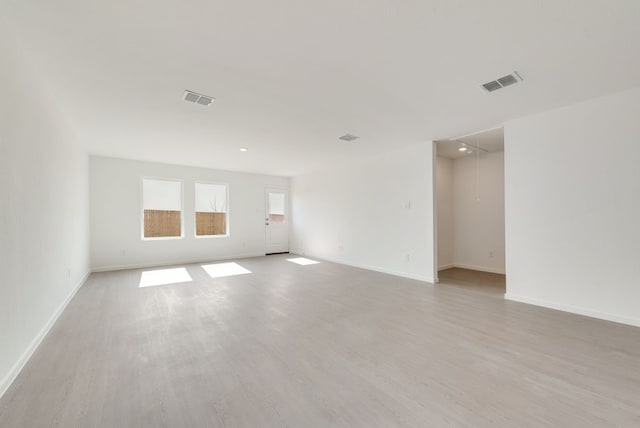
[
  {"x1": 91, "y1": 252, "x2": 267, "y2": 272},
  {"x1": 505, "y1": 293, "x2": 640, "y2": 328},
  {"x1": 0, "y1": 270, "x2": 90, "y2": 400},
  {"x1": 295, "y1": 253, "x2": 435, "y2": 284},
  {"x1": 438, "y1": 263, "x2": 454, "y2": 271},
  {"x1": 450, "y1": 263, "x2": 506, "y2": 275}
]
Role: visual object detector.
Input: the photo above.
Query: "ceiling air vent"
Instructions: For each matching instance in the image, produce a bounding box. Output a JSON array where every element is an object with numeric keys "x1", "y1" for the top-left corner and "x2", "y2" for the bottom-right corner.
[
  {"x1": 338, "y1": 134, "x2": 359, "y2": 142},
  {"x1": 482, "y1": 71, "x2": 523, "y2": 92},
  {"x1": 482, "y1": 81, "x2": 502, "y2": 92},
  {"x1": 183, "y1": 90, "x2": 215, "y2": 106}
]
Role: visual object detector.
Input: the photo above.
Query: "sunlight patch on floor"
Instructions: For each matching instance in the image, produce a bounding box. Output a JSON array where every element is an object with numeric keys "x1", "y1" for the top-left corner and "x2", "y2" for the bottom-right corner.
[
  {"x1": 287, "y1": 257, "x2": 320, "y2": 266},
  {"x1": 201, "y1": 262, "x2": 252, "y2": 279},
  {"x1": 139, "y1": 267, "x2": 193, "y2": 288}
]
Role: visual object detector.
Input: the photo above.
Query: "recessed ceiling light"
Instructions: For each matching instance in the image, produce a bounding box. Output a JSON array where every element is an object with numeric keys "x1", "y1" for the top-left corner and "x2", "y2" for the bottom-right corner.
[
  {"x1": 458, "y1": 147, "x2": 468, "y2": 152},
  {"x1": 240, "y1": 147, "x2": 248, "y2": 152}
]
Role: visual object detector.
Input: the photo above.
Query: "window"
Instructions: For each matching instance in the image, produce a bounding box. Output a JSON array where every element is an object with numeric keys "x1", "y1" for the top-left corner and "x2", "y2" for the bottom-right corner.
[
  {"x1": 268, "y1": 191, "x2": 286, "y2": 222},
  {"x1": 195, "y1": 182, "x2": 228, "y2": 236},
  {"x1": 142, "y1": 178, "x2": 182, "y2": 239}
]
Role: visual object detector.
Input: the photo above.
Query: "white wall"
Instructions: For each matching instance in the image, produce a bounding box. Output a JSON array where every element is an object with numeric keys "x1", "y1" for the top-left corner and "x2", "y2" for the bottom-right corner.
[
  {"x1": 505, "y1": 87, "x2": 640, "y2": 327},
  {"x1": 453, "y1": 151, "x2": 505, "y2": 274},
  {"x1": 90, "y1": 156, "x2": 288, "y2": 271},
  {"x1": 436, "y1": 156, "x2": 454, "y2": 269},
  {"x1": 290, "y1": 143, "x2": 435, "y2": 282},
  {"x1": 0, "y1": 29, "x2": 90, "y2": 397}
]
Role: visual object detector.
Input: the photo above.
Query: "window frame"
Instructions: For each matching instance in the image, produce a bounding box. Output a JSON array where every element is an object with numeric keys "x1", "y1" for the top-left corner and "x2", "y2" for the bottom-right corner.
[
  {"x1": 140, "y1": 176, "x2": 185, "y2": 241},
  {"x1": 194, "y1": 181, "x2": 230, "y2": 239}
]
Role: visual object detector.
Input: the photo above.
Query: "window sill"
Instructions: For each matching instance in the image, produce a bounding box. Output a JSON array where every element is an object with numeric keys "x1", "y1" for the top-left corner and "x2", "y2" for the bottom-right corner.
[{"x1": 142, "y1": 236, "x2": 184, "y2": 241}]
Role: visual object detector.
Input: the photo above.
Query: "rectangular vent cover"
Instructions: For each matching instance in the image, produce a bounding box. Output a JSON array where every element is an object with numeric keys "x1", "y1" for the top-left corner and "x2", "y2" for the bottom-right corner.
[
  {"x1": 482, "y1": 81, "x2": 502, "y2": 92},
  {"x1": 184, "y1": 90, "x2": 215, "y2": 106},
  {"x1": 338, "y1": 134, "x2": 359, "y2": 142},
  {"x1": 482, "y1": 71, "x2": 522, "y2": 92}
]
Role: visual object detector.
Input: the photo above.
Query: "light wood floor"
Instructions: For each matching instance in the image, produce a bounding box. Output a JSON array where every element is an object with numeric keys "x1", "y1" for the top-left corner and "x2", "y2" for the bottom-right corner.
[
  {"x1": 1, "y1": 255, "x2": 639, "y2": 427},
  {"x1": 438, "y1": 267, "x2": 506, "y2": 295}
]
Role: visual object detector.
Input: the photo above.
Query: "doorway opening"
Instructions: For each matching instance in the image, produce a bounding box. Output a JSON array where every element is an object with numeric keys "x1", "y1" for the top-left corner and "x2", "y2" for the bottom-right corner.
[{"x1": 434, "y1": 127, "x2": 506, "y2": 294}]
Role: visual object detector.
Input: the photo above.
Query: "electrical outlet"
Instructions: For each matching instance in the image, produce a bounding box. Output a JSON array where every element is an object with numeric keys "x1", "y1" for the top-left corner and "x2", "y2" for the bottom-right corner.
[
  {"x1": 488, "y1": 251, "x2": 494, "y2": 258},
  {"x1": 338, "y1": 244, "x2": 344, "y2": 251}
]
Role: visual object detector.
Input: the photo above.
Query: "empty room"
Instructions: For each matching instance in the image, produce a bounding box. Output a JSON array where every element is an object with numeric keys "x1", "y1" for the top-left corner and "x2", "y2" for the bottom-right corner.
[{"x1": 1, "y1": 1, "x2": 639, "y2": 427}]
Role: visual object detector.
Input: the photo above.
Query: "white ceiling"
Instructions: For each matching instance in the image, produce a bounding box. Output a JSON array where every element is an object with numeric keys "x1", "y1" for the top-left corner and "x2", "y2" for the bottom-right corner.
[
  {"x1": 436, "y1": 127, "x2": 504, "y2": 159},
  {"x1": 3, "y1": 1, "x2": 640, "y2": 176}
]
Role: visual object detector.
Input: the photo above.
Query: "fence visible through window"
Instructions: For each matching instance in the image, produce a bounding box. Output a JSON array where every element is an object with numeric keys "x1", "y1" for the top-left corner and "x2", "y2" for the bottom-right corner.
[
  {"x1": 195, "y1": 182, "x2": 228, "y2": 236},
  {"x1": 142, "y1": 178, "x2": 182, "y2": 238}
]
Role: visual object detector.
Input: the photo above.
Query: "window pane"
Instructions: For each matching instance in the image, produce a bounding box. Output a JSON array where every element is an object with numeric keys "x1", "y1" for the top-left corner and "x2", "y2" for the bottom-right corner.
[
  {"x1": 268, "y1": 192, "x2": 285, "y2": 223},
  {"x1": 143, "y1": 179, "x2": 182, "y2": 238},
  {"x1": 196, "y1": 183, "x2": 228, "y2": 236}
]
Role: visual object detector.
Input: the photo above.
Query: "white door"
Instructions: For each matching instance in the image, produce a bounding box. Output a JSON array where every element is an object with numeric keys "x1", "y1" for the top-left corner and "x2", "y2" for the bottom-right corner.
[{"x1": 265, "y1": 188, "x2": 289, "y2": 254}]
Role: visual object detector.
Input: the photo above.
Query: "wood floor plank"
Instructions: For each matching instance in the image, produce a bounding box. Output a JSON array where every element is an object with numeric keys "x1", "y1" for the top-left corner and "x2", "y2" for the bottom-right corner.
[{"x1": 1, "y1": 255, "x2": 639, "y2": 427}]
